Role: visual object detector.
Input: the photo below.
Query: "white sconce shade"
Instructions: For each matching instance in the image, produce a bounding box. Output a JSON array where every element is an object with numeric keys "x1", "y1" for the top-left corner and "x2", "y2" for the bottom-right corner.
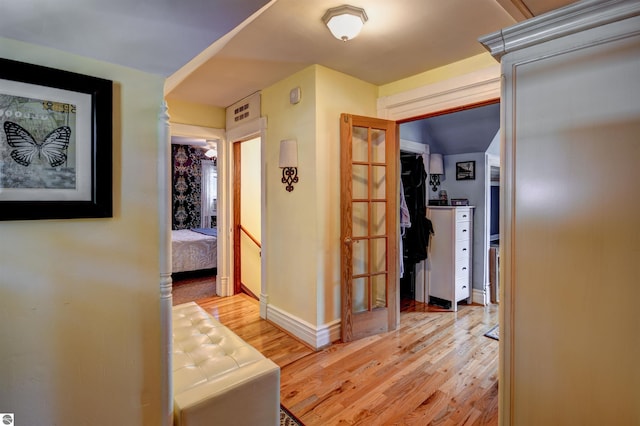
[
  {"x1": 322, "y1": 5, "x2": 368, "y2": 41},
  {"x1": 429, "y1": 153, "x2": 444, "y2": 175},
  {"x1": 279, "y1": 139, "x2": 298, "y2": 168},
  {"x1": 204, "y1": 149, "x2": 216, "y2": 158}
]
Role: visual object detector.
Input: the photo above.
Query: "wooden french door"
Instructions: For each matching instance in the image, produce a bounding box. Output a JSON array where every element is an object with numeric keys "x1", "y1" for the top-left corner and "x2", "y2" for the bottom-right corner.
[{"x1": 340, "y1": 113, "x2": 398, "y2": 342}]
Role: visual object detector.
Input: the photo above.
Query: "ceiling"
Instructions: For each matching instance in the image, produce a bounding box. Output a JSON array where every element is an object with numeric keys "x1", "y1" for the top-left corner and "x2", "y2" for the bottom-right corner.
[
  {"x1": 401, "y1": 103, "x2": 501, "y2": 155},
  {"x1": 165, "y1": 0, "x2": 575, "y2": 108},
  {"x1": 1, "y1": 0, "x2": 574, "y2": 108},
  {"x1": 1, "y1": 0, "x2": 573, "y2": 154},
  {"x1": 0, "y1": 0, "x2": 272, "y2": 78}
]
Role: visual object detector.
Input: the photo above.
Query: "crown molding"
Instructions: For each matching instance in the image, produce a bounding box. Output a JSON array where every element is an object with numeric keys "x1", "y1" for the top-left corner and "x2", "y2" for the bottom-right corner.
[{"x1": 479, "y1": 0, "x2": 640, "y2": 59}]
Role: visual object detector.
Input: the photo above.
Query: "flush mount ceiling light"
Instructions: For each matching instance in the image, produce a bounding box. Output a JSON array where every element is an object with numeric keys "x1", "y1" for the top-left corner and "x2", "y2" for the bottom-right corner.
[{"x1": 322, "y1": 5, "x2": 368, "y2": 41}]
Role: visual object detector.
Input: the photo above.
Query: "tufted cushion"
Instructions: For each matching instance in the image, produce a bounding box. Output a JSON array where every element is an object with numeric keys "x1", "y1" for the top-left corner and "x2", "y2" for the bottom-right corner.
[{"x1": 172, "y1": 302, "x2": 280, "y2": 426}]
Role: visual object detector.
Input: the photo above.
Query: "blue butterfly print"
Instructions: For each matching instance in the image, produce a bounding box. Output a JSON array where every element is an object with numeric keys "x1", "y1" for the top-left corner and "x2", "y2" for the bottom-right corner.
[{"x1": 3, "y1": 121, "x2": 71, "y2": 167}]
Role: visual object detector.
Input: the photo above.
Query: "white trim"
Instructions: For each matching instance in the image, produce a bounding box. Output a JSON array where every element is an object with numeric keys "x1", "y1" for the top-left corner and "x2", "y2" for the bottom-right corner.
[
  {"x1": 259, "y1": 293, "x2": 268, "y2": 319},
  {"x1": 222, "y1": 116, "x2": 268, "y2": 308},
  {"x1": 479, "y1": 0, "x2": 640, "y2": 60},
  {"x1": 413, "y1": 261, "x2": 427, "y2": 303},
  {"x1": 377, "y1": 65, "x2": 501, "y2": 121},
  {"x1": 473, "y1": 287, "x2": 489, "y2": 306},
  {"x1": 171, "y1": 123, "x2": 224, "y2": 141},
  {"x1": 218, "y1": 277, "x2": 231, "y2": 297},
  {"x1": 158, "y1": 102, "x2": 173, "y2": 426},
  {"x1": 481, "y1": 153, "x2": 500, "y2": 308},
  {"x1": 266, "y1": 304, "x2": 340, "y2": 350},
  {"x1": 169, "y1": 122, "x2": 228, "y2": 296},
  {"x1": 400, "y1": 138, "x2": 430, "y2": 155},
  {"x1": 226, "y1": 116, "x2": 265, "y2": 143}
]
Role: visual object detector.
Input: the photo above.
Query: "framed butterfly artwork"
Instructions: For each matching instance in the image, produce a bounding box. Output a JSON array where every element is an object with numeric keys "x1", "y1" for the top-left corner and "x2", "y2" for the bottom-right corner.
[{"x1": 0, "y1": 58, "x2": 112, "y2": 220}]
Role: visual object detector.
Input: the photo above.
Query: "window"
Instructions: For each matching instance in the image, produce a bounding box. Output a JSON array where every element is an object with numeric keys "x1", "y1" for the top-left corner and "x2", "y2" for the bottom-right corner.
[{"x1": 201, "y1": 160, "x2": 217, "y2": 228}]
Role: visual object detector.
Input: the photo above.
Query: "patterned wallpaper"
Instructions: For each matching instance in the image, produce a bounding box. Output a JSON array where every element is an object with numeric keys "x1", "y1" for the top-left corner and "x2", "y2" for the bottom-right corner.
[{"x1": 172, "y1": 145, "x2": 216, "y2": 230}]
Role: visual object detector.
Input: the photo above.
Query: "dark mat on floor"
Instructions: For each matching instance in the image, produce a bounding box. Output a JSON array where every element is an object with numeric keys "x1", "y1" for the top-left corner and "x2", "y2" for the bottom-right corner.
[
  {"x1": 281, "y1": 404, "x2": 304, "y2": 426},
  {"x1": 484, "y1": 324, "x2": 499, "y2": 341}
]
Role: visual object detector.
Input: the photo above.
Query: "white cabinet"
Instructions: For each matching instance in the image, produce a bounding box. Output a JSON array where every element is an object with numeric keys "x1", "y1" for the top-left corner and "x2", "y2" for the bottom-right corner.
[
  {"x1": 427, "y1": 206, "x2": 474, "y2": 311},
  {"x1": 479, "y1": 2, "x2": 640, "y2": 422}
]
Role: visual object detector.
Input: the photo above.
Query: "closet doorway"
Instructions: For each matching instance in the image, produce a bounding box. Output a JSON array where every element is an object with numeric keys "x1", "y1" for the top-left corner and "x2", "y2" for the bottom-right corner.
[{"x1": 398, "y1": 100, "x2": 500, "y2": 306}]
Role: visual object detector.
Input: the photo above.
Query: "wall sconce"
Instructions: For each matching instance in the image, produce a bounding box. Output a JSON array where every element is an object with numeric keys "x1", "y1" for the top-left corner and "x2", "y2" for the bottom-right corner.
[
  {"x1": 429, "y1": 153, "x2": 444, "y2": 192},
  {"x1": 279, "y1": 139, "x2": 298, "y2": 192},
  {"x1": 322, "y1": 5, "x2": 368, "y2": 41}
]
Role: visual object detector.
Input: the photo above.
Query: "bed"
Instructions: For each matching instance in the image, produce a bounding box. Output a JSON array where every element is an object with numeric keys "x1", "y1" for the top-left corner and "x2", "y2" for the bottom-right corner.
[{"x1": 171, "y1": 228, "x2": 217, "y2": 273}]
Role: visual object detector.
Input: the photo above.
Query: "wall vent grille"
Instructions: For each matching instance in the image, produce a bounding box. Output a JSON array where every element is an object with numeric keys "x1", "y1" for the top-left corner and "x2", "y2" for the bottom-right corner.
[{"x1": 226, "y1": 93, "x2": 260, "y2": 130}]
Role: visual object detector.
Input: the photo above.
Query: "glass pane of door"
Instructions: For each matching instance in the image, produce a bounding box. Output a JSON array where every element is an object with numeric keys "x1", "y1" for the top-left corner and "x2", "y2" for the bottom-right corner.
[
  {"x1": 371, "y1": 237, "x2": 386, "y2": 274},
  {"x1": 353, "y1": 126, "x2": 368, "y2": 162},
  {"x1": 371, "y1": 201, "x2": 386, "y2": 236},
  {"x1": 372, "y1": 128, "x2": 386, "y2": 163},
  {"x1": 352, "y1": 202, "x2": 368, "y2": 237},
  {"x1": 353, "y1": 277, "x2": 368, "y2": 313},
  {"x1": 372, "y1": 274, "x2": 386, "y2": 309},
  {"x1": 352, "y1": 239, "x2": 367, "y2": 276},
  {"x1": 372, "y1": 166, "x2": 386, "y2": 199},
  {"x1": 352, "y1": 165, "x2": 368, "y2": 199}
]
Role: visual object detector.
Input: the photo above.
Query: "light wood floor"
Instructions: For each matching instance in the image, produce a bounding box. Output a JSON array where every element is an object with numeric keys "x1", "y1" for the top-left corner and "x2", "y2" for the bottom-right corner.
[{"x1": 196, "y1": 293, "x2": 499, "y2": 426}]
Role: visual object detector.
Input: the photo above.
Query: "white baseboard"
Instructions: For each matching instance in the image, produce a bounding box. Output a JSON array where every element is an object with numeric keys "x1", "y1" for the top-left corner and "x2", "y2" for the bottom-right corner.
[
  {"x1": 473, "y1": 287, "x2": 490, "y2": 305},
  {"x1": 259, "y1": 293, "x2": 268, "y2": 319},
  {"x1": 217, "y1": 276, "x2": 231, "y2": 297},
  {"x1": 266, "y1": 304, "x2": 340, "y2": 350}
]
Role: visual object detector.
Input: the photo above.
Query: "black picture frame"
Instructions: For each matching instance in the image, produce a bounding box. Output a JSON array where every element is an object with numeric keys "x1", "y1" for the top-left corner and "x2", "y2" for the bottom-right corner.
[
  {"x1": 456, "y1": 161, "x2": 476, "y2": 180},
  {"x1": 0, "y1": 58, "x2": 112, "y2": 220}
]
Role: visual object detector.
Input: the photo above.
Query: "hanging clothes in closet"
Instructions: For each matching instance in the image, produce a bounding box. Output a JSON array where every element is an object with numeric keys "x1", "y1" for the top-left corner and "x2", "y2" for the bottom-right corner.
[{"x1": 400, "y1": 153, "x2": 434, "y2": 299}]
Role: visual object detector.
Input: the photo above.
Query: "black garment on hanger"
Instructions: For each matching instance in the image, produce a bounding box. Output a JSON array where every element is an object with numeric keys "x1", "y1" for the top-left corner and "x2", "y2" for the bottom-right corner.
[
  {"x1": 400, "y1": 154, "x2": 434, "y2": 299},
  {"x1": 401, "y1": 155, "x2": 432, "y2": 264}
]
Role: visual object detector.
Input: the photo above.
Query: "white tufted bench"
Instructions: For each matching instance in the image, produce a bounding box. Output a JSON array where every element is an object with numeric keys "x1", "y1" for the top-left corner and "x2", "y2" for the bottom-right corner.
[{"x1": 172, "y1": 302, "x2": 280, "y2": 426}]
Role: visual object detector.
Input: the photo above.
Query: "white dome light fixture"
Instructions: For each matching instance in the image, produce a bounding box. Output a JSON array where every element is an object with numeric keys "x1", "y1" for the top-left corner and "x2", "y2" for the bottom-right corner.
[{"x1": 322, "y1": 5, "x2": 368, "y2": 42}]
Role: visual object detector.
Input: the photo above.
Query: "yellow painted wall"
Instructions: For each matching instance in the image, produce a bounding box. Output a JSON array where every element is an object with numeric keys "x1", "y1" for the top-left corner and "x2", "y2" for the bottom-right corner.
[
  {"x1": 378, "y1": 52, "x2": 497, "y2": 97},
  {"x1": 314, "y1": 65, "x2": 377, "y2": 324},
  {"x1": 0, "y1": 38, "x2": 165, "y2": 425},
  {"x1": 262, "y1": 65, "x2": 377, "y2": 328},
  {"x1": 262, "y1": 65, "x2": 318, "y2": 324},
  {"x1": 166, "y1": 98, "x2": 225, "y2": 128}
]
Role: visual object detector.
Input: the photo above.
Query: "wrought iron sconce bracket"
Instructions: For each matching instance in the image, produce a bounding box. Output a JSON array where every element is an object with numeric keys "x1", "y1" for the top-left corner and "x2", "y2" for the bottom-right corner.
[
  {"x1": 429, "y1": 174, "x2": 441, "y2": 192},
  {"x1": 281, "y1": 167, "x2": 298, "y2": 192}
]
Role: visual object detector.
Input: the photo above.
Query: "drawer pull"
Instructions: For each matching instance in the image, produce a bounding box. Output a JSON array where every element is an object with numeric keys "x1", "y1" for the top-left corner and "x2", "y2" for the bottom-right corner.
[
  {"x1": 462, "y1": 214, "x2": 467, "y2": 218},
  {"x1": 462, "y1": 229, "x2": 467, "y2": 233},
  {"x1": 462, "y1": 285, "x2": 467, "y2": 289},
  {"x1": 462, "y1": 267, "x2": 467, "y2": 271},
  {"x1": 462, "y1": 248, "x2": 467, "y2": 252}
]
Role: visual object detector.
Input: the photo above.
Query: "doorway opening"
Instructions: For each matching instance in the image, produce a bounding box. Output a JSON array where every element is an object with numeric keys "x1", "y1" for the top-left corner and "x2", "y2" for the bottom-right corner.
[
  {"x1": 233, "y1": 136, "x2": 262, "y2": 299},
  {"x1": 398, "y1": 100, "x2": 500, "y2": 308}
]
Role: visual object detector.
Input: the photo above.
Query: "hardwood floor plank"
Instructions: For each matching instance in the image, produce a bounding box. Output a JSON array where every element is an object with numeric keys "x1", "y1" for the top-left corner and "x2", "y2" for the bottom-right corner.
[
  {"x1": 190, "y1": 290, "x2": 498, "y2": 425},
  {"x1": 197, "y1": 294, "x2": 314, "y2": 368}
]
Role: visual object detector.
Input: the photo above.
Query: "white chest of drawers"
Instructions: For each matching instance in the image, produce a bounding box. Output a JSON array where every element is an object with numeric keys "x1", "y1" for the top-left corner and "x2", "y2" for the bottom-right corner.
[{"x1": 426, "y1": 206, "x2": 474, "y2": 311}]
